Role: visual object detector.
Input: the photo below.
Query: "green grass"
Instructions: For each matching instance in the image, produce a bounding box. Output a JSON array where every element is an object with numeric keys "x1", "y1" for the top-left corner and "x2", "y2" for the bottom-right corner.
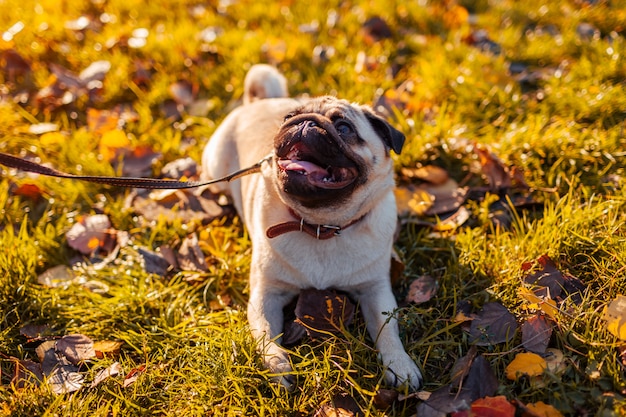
[{"x1": 2, "y1": 0, "x2": 626, "y2": 415}]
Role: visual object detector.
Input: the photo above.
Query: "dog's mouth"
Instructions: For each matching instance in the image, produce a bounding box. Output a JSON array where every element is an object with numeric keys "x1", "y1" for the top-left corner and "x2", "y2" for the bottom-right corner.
[{"x1": 276, "y1": 142, "x2": 359, "y2": 190}]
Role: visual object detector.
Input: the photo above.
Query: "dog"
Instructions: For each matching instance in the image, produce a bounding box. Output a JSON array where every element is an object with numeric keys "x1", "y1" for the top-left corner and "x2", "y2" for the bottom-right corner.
[{"x1": 201, "y1": 64, "x2": 422, "y2": 390}]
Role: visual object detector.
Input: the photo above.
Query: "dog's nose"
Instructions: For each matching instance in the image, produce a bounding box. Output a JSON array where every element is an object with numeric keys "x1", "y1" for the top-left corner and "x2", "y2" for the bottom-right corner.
[{"x1": 302, "y1": 120, "x2": 317, "y2": 130}]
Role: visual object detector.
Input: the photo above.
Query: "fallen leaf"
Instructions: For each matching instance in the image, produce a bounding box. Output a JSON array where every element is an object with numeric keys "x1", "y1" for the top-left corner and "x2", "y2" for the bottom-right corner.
[
  {"x1": 360, "y1": 16, "x2": 392, "y2": 44},
  {"x1": 177, "y1": 233, "x2": 208, "y2": 272},
  {"x1": 401, "y1": 165, "x2": 449, "y2": 185},
  {"x1": 123, "y1": 364, "x2": 146, "y2": 388},
  {"x1": 450, "y1": 346, "x2": 478, "y2": 387},
  {"x1": 65, "y1": 214, "x2": 113, "y2": 255},
  {"x1": 544, "y1": 348, "x2": 566, "y2": 375},
  {"x1": 525, "y1": 401, "x2": 564, "y2": 417},
  {"x1": 293, "y1": 289, "x2": 355, "y2": 340},
  {"x1": 93, "y1": 340, "x2": 123, "y2": 359},
  {"x1": 373, "y1": 389, "x2": 399, "y2": 409},
  {"x1": 470, "y1": 396, "x2": 515, "y2": 417},
  {"x1": 39, "y1": 132, "x2": 66, "y2": 146},
  {"x1": 37, "y1": 265, "x2": 76, "y2": 288},
  {"x1": 19, "y1": 324, "x2": 52, "y2": 342},
  {"x1": 48, "y1": 366, "x2": 84, "y2": 394},
  {"x1": 406, "y1": 275, "x2": 438, "y2": 304},
  {"x1": 469, "y1": 302, "x2": 517, "y2": 346},
  {"x1": 523, "y1": 255, "x2": 564, "y2": 299},
  {"x1": 56, "y1": 334, "x2": 96, "y2": 365},
  {"x1": 138, "y1": 247, "x2": 174, "y2": 276},
  {"x1": 518, "y1": 287, "x2": 559, "y2": 320},
  {"x1": 604, "y1": 295, "x2": 626, "y2": 340},
  {"x1": 432, "y1": 206, "x2": 470, "y2": 232},
  {"x1": 11, "y1": 358, "x2": 43, "y2": 388},
  {"x1": 99, "y1": 129, "x2": 130, "y2": 161},
  {"x1": 90, "y1": 362, "x2": 122, "y2": 388},
  {"x1": 462, "y1": 355, "x2": 499, "y2": 400},
  {"x1": 521, "y1": 315, "x2": 553, "y2": 354},
  {"x1": 505, "y1": 352, "x2": 546, "y2": 381}
]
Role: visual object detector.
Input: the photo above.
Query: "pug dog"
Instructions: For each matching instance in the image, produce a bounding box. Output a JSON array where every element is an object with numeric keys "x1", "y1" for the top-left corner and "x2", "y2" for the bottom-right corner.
[{"x1": 201, "y1": 64, "x2": 422, "y2": 390}]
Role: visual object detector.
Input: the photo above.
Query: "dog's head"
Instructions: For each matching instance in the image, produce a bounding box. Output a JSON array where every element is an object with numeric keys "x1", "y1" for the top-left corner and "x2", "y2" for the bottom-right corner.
[{"x1": 272, "y1": 96, "x2": 404, "y2": 212}]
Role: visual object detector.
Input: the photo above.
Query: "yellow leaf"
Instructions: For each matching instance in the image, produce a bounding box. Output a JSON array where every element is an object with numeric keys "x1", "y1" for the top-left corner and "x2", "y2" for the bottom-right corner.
[
  {"x1": 408, "y1": 189, "x2": 435, "y2": 216},
  {"x1": 99, "y1": 129, "x2": 130, "y2": 161},
  {"x1": 505, "y1": 352, "x2": 546, "y2": 381},
  {"x1": 604, "y1": 295, "x2": 626, "y2": 340},
  {"x1": 526, "y1": 401, "x2": 564, "y2": 417},
  {"x1": 40, "y1": 132, "x2": 65, "y2": 146},
  {"x1": 518, "y1": 287, "x2": 559, "y2": 319}
]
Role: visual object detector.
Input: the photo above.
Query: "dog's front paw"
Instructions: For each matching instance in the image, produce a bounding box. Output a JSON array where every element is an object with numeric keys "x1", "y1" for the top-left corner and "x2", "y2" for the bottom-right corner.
[
  {"x1": 266, "y1": 350, "x2": 296, "y2": 391},
  {"x1": 382, "y1": 351, "x2": 423, "y2": 391}
]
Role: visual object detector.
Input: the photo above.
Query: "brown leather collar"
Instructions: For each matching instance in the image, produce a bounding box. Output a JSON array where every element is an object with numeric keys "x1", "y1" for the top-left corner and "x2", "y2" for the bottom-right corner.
[{"x1": 266, "y1": 208, "x2": 365, "y2": 240}]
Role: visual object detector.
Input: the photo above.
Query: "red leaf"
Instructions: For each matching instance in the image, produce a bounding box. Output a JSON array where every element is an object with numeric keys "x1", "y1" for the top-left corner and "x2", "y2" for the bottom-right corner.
[{"x1": 471, "y1": 396, "x2": 515, "y2": 417}]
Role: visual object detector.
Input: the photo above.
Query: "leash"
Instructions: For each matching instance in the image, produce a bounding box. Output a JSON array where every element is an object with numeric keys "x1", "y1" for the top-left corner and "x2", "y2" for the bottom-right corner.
[{"x1": 0, "y1": 151, "x2": 272, "y2": 189}]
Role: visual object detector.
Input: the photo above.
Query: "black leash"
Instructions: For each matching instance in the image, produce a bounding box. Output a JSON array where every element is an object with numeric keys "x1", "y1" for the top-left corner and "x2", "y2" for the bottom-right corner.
[{"x1": 0, "y1": 151, "x2": 271, "y2": 189}]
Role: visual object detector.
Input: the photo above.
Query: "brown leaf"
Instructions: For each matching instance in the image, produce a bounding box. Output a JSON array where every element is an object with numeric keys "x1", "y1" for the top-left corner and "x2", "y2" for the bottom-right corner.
[
  {"x1": 474, "y1": 145, "x2": 511, "y2": 190},
  {"x1": 56, "y1": 334, "x2": 96, "y2": 365},
  {"x1": 11, "y1": 358, "x2": 43, "y2": 388},
  {"x1": 129, "y1": 188, "x2": 232, "y2": 224},
  {"x1": 293, "y1": 289, "x2": 355, "y2": 339},
  {"x1": 177, "y1": 233, "x2": 208, "y2": 272},
  {"x1": 469, "y1": 302, "x2": 517, "y2": 346},
  {"x1": 405, "y1": 275, "x2": 438, "y2": 304},
  {"x1": 19, "y1": 324, "x2": 52, "y2": 342},
  {"x1": 116, "y1": 145, "x2": 161, "y2": 178},
  {"x1": 65, "y1": 214, "x2": 112, "y2": 255},
  {"x1": 521, "y1": 315, "x2": 553, "y2": 354},
  {"x1": 373, "y1": 389, "x2": 399, "y2": 409},
  {"x1": 138, "y1": 247, "x2": 174, "y2": 276},
  {"x1": 450, "y1": 346, "x2": 478, "y2": 387}
]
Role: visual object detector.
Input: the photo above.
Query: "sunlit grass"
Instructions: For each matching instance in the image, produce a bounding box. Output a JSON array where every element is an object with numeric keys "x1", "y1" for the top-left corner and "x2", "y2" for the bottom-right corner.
[{"x1": 1, "y1": 0, "x2": 626, "y2": 415}]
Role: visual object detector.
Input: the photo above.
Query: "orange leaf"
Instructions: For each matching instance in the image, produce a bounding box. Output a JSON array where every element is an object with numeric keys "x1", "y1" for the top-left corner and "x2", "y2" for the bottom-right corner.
[
  {"x1": 505, "y1": 352, "x2": 546, "y2": 381},
  {"x1": 526, "y1": 401, "x2": 564, "y2": 417},
  {"x1": 471, "y1": 396, "x2": 515, "y2": 417},
  {"x1": 99, "y1": 129, "x2": 130, "y2": 161}
]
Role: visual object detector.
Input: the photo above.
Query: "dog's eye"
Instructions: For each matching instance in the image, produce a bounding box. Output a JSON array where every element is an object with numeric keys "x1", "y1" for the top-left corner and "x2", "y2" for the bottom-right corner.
[
  {"x1": 335, "y1": 121, "x2": 354, "y2": 137},
  {"x1": 284, "y1": 112, "x2": 296, "y2": 121}
]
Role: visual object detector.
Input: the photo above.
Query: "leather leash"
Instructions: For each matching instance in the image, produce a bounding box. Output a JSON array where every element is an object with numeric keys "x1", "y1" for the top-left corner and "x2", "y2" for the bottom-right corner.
[{"x1": 0, "y1": 151, "x2": 272, "y2": 189}]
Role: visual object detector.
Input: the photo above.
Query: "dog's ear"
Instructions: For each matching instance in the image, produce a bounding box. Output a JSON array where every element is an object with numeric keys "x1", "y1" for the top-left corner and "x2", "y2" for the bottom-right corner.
[{"x1": 362, "y1": 108, "x2": 405, "y2": 154}]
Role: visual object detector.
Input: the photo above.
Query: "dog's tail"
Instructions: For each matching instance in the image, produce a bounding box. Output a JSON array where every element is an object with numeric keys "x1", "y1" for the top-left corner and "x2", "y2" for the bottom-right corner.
[{"x1": 243, "y1": 64, "x2": 288, "y2": 104}]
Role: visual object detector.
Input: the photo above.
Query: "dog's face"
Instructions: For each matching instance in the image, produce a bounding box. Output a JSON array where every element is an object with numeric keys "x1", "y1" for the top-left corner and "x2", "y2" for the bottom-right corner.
[{"x1": 273, "y1": 96, "x2": 405, "y2": 209}]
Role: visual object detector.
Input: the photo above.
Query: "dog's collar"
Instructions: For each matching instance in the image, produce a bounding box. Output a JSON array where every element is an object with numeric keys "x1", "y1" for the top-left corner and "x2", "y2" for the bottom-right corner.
[{"x1": 266, "y1": 208, "x2": 365, "y2": 240}]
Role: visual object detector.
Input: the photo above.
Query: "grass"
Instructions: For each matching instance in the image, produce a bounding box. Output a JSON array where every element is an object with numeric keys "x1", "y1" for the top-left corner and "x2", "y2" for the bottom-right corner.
[{"x1": 1, "y1": 0, "x2": 626, "y2": 415}]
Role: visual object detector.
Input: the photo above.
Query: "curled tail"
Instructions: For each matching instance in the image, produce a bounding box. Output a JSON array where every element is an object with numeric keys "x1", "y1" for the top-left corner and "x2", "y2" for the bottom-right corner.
[{"x1": 243, "y1": 64, "x2": 289, "y2": 104}]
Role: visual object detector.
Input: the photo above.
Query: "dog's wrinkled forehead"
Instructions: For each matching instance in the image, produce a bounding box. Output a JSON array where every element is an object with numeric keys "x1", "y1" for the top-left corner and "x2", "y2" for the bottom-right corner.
[{"x1": 292, "y1": 96, "x2": 364, "y2": 123}]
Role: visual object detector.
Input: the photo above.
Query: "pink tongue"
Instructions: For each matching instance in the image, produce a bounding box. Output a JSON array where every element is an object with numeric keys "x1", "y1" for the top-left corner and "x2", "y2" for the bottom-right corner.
[{"x1": 278, "y1": 159, "x2": 328, "y2": 176}]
